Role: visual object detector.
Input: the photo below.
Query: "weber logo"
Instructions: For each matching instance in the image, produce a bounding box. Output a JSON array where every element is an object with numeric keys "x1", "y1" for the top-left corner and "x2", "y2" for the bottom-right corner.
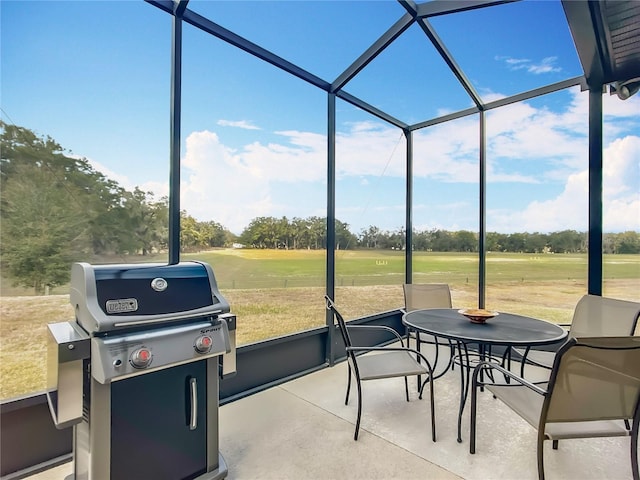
[{"x1": 106, "y1": 298, "x2": 138, "y2": 314}]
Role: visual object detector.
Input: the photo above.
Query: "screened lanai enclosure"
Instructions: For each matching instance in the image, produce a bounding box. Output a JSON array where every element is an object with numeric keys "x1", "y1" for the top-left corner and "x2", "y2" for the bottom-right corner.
[
  {"x1": 147, "y1": 0, "x2": 640, "y2": 330},
  {"x1": 1, "y1": 0, "x2": 639, "y2": 477}
]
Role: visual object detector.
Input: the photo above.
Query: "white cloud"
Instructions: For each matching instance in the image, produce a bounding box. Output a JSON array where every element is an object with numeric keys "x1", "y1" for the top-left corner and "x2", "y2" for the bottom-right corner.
[
  {"x1": 496, "y1": 55, "x2": 562, "y2": 74},
  {"x1": 152, "y1": 89, "x2": 639, "y2": 234},
  {"x1": 528, "y1": 57, "x2": 562, "y2": 74},
  {"x1": 602, "y1": 135, "x2": 640, "y2": 231},
  {"x1": 217, "y1": 119, "x2": 261, "y2": 130},
  {"x1": 487, "y1": 135, "x2": 640, "y2": 233},
  {"x1": 179, "y1": 128, "x2": 331, "y2": 233},
  {"x1": 179, "y1": 130, "x2": 272, "y2": 233},
  {"x1": 335, "y1": 123, "x2": 405, "y2": 178}
]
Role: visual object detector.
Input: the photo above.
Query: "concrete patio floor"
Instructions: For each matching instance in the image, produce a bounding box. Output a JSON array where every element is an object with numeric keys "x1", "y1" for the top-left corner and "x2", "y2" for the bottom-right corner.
[{"x1": 27, "y1": 345, "x2": 635, "y2": 480}]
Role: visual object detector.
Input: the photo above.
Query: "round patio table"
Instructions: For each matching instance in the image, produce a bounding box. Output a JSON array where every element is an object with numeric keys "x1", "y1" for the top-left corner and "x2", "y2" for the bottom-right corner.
[{"x1": 402, "y1": 308, "x2": 567, "y2": 443}]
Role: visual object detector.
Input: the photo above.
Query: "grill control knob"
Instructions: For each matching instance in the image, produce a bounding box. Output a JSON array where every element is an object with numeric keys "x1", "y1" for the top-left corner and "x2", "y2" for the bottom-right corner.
[
  {"x1": 130, "y1": 347, "x2": 153, "y2": 368},
  {"x1": 194, "y1": 335, "x2": 213, "y2": 354}
]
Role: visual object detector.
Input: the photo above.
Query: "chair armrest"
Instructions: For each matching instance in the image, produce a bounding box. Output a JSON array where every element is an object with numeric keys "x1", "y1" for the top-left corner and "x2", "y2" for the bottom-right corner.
[
  {"x1": 346, "y1": 324, "x2": 405, "y2": 345},
  {"x1": 472, "y1": 361, "x2": 548, "y2": 396}
]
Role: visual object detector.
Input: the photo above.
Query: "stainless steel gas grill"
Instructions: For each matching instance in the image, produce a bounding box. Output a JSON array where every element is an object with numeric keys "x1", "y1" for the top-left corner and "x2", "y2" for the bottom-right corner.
[{"x1": 47, "y1": 261, "x2": 236, "y2": 480}]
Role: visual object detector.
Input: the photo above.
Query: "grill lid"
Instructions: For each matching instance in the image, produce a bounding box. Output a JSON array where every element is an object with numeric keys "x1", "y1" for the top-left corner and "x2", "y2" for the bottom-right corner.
[{"x1": 70, "y1": 261, "x2": 230, "y2": 333}]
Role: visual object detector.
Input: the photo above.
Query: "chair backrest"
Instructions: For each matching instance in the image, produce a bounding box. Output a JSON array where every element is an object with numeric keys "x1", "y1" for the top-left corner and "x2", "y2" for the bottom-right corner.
[
  {"x1": 325, "y1": 295, "x2": 353, "y2": 352},
  {"x1": 569, "y1": 295, "x2": 640, "y2": 338},
  {"x1": 403, "y1": 283, "x2": 452, "y2": 312},
  {"x1": 544, "y1": 336, "x2": 640, "y2": 425}
]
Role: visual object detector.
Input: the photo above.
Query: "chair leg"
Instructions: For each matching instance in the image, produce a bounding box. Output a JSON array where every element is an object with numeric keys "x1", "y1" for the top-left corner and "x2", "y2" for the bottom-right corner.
[
  {"x1": 428, "y1": 376, "x2": 436, "y2": 442},
  {"x1": 404, "y1": 377, "x2": 410, "y2": 402},
  {"x1": 419, "y1": 367, "x2": 437, "y2": 443},
  {"x1": 537, "y1": 431, "x2": 546, "y2": 480},
  {"x1": 552, "y1": 440, "x2": 558, "y2": 450},
  {"x1": 345, "y1": 364, "x2": 352, "y2": 405},
  {"x1": 416, "y1": 331, "x2": 422, "y2": 389},
  {"x1": 631, "y1": 410, "x2": 639, "y2": 480},
  {"x1": 470, "y1": 375, "x2": 478, "y2": 454},
  {"x1": 354, "y1": 378, "x2": 363, "y2": 441}
]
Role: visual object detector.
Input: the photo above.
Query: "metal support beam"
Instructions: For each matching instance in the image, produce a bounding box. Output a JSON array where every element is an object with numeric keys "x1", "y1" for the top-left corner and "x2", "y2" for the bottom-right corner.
[
  {"x1": 409, "y1": 77, "x2": 583, "y2": 132},
  {"x1": 410, "y1": 107, "x2": 479, "y2": 131},
  {"x1": 416, "y1": 18, "x2": 483, "y2": 109},
  {"x1": 336, "y1": 91, "x2": 409, "y2": 130},
  {"x1": 173, "y1": 0, "x2": 188, "y2": 16},
  {"x1": 168, "y1": 11, "x2": 183, "y2": 265},
  {"x1": 182, "y1": 9, "x2": 330, "y2": 92},
  {"x1": 562, "y1": 0, "x2": 608, "y2": 87},
  {"x1": 405, "y1": 129, "x2": 413, "y2": 284},
  {"x1": 331, "y1": 13, "x2": 415, "y2": 93},
  {"x1": 588, "y1": 88, "x2": 603, "y2": 295},
  {"x1": 416, "y1": 0, "x2": 516, "y2": 18},
  {"x1": 483, "y1": 76, "x2": 585, "y2": 110},
  {"x1": 327, "y1": 93, "x2": 337, "y2": 365},
  {"x1": 478, "y1": 111, "x2": 486, "y2": 308}
]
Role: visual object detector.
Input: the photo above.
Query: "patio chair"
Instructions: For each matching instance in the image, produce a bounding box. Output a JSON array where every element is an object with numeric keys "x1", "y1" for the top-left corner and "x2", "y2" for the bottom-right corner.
[
  {"x1": 515, "y1": 295, "x2": 640, "y2": 374},
  {"x1": 470, "y1": 336, "x2": 640, "y2": 480},
  {"x1": 325, "y1": 295, "x2": 436, "y2": 442},
  {"x1": 403, "y1": 283, "x2": 454, "y2": 377}
]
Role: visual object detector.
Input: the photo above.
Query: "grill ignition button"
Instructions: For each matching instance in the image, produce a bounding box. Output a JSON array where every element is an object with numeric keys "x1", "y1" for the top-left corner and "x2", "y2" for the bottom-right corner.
[
  {"x1": 130, "y1": 347, "x2": 153, "y2": 368},
  {"x1": 194, "y1": 335, "x2": 213, "y2": 354}
]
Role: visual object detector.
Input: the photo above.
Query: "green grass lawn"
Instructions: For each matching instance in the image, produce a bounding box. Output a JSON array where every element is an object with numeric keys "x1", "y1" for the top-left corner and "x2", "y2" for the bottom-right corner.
[
  {"x1": 186, "y1": 249, "x2": 638, "y2": 289},
  {"x1": 1, "y1": 249, "x2": 638, "y2": 400}
]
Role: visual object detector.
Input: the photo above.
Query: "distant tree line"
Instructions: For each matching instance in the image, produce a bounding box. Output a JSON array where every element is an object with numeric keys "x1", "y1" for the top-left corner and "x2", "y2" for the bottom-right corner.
[
  {"x1": 237, "y1": 217, "x2": 640, "y2": 255},
  {"x1": 1, "y1": 122, "x2": 638, "y2": 293}
]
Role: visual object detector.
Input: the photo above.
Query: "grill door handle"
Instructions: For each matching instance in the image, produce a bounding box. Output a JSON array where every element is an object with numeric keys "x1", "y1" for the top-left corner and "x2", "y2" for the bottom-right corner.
[{"x1": 189, "y1": 377, "x2": 198, "y2": 430}]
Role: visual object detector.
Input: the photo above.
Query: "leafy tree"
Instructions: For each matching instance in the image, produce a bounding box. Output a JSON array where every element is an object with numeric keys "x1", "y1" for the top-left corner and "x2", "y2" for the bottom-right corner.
[
  {"x1": 486, "y1": 232, "x2": 504, "y2": 252},
  {"x1": 359, "y1": 225, "x2": 381, "y2": 249},
  {"x1": 1, "y1": 122, "x2": 173, "y2": 292},
  {"x1": 525, "y1": 232, "x2": 548, "y2": 253},
  {"x1": 290, "y1": 217, "x2": 309, "y2": 249},
  {"x1": 240, "y1": 216, "x2": 272, "y2": 248},
  {"x1": 503, "y1": 232, "x2": 526, "y2": 252},
  {"x1": 307, "y1": 216, "x2": 326, "y2": 249},
  {"x1": 336, "y1": 219, "x2": 356, "y2": 250},
  {"x1": 614, "y1": 231, "x2": 640, "y2": 254},
  {"x1": 115, "y1": 189, "x2": 167, "y2": 255},
  {"x1": 181, "y1": 212, "x2": 205, "y2": 252},
  {"x1": 453, "y1": 230, "x2": 477, "y2": 252},
  {"x1": 548, "y1": 230, "x2": 585, "y2": 253},
  {"x1": 430, "y1": 230, "x2": 453, "y2": 252},
  {"x1": 1, "y1": 138, "x2": 92, "y2": 293},
  {"x1": 199, "y1": 220, "x2": 228, "y2": 248}
]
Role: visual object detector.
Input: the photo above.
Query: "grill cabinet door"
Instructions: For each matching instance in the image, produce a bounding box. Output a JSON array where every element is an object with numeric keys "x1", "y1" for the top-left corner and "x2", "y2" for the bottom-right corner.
[{"x1": 110, "y1": 360, "x2": 207, "y2": 480}]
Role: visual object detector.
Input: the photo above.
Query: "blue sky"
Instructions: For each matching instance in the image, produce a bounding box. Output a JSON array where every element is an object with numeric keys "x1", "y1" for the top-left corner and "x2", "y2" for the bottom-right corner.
[{"x1": 2, "y1": 0, "x2": 639, "y2": 235}]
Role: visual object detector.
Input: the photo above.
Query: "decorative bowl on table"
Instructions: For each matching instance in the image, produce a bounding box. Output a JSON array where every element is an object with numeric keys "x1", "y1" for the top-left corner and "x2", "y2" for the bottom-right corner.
[{"x1": 458, "y1": 308, "x2": 499, "y2": 324}]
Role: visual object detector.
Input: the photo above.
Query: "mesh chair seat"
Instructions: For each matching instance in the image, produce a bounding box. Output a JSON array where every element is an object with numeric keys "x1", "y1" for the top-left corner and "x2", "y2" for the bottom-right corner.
[
  {"x1": 489, "y1": 380, "x2": 632, "y2": 439},
  {"x1": 545, "y1": 420, "x2": 631, "y2": 440},
  {"x1": 356, "y1": 351, "x2": 430, "y2": 381}
]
